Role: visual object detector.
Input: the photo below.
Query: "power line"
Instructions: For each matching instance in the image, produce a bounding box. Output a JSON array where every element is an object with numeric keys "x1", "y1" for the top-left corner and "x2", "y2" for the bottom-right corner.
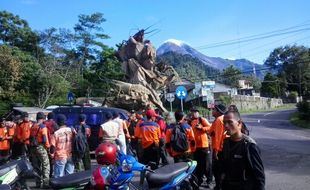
[
  {"x1": 195, "y1": 21, "x2": 310, "y2": 49},
  {"x1": 196, "y1": 27, "x2": 310, "y2": 50}
]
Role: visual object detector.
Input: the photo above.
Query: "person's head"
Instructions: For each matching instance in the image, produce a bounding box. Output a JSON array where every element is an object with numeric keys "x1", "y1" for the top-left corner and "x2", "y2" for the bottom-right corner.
[
  {"x1": 223, "y1": 111, "x2": 242, "y2": 139},
  {"x1": 228, "y1": 105, "x2": 239, "y2": 112},
  {"x1": 155, "y1": 108, "x2": 162, "y2": 117},
  {"x1": 112, "y1": 111, "x2": 119, "y2": 119},
  {"x1": 14, "y1": 115, "x2": 22, "y2": 124},
  {"x1": 36, "y1": 112, "x2": 46, "y2": 122},
  {"x1": 105, "y1": 112, "x2": 113, "y2": 121},
  {"x1": 79, "y1": 114, "x2": 87, "y2": 123},
  {"x1": 95, "y1": 142, "x2": 117, "y2": 165},
  {"x1": 56, "y1": 114, "x2": 66, "y2": 126},
  {"x1": 22, "y1": 112, "x2": 29, "y2": 122},
  {"x1": 136, "y1": 111, "x2": 143, "y2": 120},
  {"x1": 47, "y1": 112, "x2": 55, "y2": 120},
  {"x1": 212, "y1": 104, "x2": 226, "y2": 118},
  {"x1": 145, "y1": 109, "x2": 158, "y2": 121},
  {"x1": 190, "y1": 107, "x2": 199, "y2": 119},
  {"x1": 174, "y1": 110, "x2": 186, "y2": 122},
  {"x1": 0, "y1": 118, "x2": 4, "y2": 127}
]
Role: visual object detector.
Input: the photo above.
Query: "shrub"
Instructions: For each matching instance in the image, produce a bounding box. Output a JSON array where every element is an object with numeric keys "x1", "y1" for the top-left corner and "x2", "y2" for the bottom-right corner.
[{"x1": 296, "y1": 100, "x2": 310, "y2": 120}]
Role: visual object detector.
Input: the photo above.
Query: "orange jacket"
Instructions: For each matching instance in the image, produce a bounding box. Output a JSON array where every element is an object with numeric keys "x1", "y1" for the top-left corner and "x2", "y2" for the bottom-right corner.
[
  {"x1": 208, "y1": 115, "x2": 225, "y2": 153},
  {"x1": 134, "y1": 119, "x2": 144, "y2": 139},
  {"x1": 30, "y1": 123, "x2": 50, "y2": 148},
  {"x1": 16, "y1": 121, "x2": 32, "y2": 144},
  {"x1": 165, "y1": 123, "x2": 195, "y2": 157},
  {"x1": 138, "y1": 121, "x2": 160, "y2": 149},
  {"x1": 190, "y1": 117, "x2": 211, "y2": 149},
  {"x1": 0, "y1": 125, "x2": 14, "y2": 150}
]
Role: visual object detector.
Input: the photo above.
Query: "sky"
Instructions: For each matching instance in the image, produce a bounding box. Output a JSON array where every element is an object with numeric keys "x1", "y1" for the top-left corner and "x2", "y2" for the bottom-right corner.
[{"x1": 1, "y1": 0, "x2": 310, "y2": 64}]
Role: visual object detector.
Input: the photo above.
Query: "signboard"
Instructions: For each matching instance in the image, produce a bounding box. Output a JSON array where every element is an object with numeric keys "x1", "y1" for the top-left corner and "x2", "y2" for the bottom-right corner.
[
  {"x1": 67, "y1": 92, "x2": 75, "y2": 103},
  {"x1": 165, "y1": 93, "x2": 175, "y2": 103},
  {"x1": 175, "y1": 86, "x2": 187, "y2": 100}
]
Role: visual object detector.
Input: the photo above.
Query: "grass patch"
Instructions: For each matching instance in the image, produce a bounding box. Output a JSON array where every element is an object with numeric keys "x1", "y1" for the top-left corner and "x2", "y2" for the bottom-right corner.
[
  {"x1": 240, "y1": 103, "x2": 296, "y2": 114},
  {"x1": 289, "y1": 112, "x2": 310, "y2": 129}
]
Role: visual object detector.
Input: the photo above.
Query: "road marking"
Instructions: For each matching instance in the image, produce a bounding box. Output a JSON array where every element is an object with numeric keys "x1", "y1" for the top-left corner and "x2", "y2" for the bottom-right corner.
[{"x1": 264, "y1": 111, "x2": 275, "y2": 116}]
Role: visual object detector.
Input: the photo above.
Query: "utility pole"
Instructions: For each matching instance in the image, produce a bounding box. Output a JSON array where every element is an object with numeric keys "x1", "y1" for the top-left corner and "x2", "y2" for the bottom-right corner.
[{"x1": 298, "y1": 63, "x2": 302, "y2": 97}]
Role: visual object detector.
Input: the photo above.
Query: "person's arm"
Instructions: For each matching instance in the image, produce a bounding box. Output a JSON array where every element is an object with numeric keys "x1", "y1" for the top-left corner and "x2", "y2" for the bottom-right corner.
[
  {"x1": 41, "y1": 127, "x2": 50, "y2": 148},
  {"x1": 200, "y1": 118, "x2": 211, "y2": 132},
  {"x1": 98, "y1": 127, "x2": 104, "y2": 142},
  {"x1": 188, "y1": 128, "x2": 196, "y2": 148},
  {"x1": 248, "y1": 143, "x2": 265, "y2": 190},
  {"x1": 49, "y1": 134, "x2": 56, "y2": 156},
  {"x1": 165, "y1": 128, "x2": 173, "y2": 156}
]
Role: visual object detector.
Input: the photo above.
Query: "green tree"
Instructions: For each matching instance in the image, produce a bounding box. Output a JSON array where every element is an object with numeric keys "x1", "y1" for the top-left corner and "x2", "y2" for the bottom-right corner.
[
  {"x1": 260, "y1": 72, "x2": 280, "y2": 97},
  {"x1": 0, "y1": 11, "x2": 42, "y2": 56},
  {"x1": 265, "y1": 45, "x2": 310, "y2": 97},
  {"x1": 221, "y1": 65, "x2": 242, "y2": 87},
  {"x1": 0, "y1": 45, "x2": 21, "y2": 99}
]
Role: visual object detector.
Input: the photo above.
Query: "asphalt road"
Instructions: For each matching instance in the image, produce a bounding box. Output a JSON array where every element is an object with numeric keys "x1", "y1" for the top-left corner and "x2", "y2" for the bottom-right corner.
[
  {"x1": 242, "y1": 109, "x2": 310, "y2": 190},
  {"x1": 29, "y1": 109, "x2": 310, "y2": 190}
]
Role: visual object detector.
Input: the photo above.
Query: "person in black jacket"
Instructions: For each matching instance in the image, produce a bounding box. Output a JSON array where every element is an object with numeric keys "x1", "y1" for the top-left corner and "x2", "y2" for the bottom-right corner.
[{"x1": 219, "y1": 110, "x2": 265, "y2": 190}]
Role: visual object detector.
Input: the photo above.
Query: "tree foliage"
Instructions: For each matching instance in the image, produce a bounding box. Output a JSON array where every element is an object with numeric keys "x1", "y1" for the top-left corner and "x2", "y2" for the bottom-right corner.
[
  {"x1": 264, "y1": 45, "x2": 310, "y2": 97},
  {"x1": 0, "y1": 11, "x2": 123, "y2": 114},
  {"x1": 221, "y1": 65, "x2": 242, "y2": 88}
]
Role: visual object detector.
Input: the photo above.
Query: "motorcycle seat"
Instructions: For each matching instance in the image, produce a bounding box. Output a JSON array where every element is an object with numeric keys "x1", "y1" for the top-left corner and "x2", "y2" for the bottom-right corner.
[
  {"x1": 49, "y1": 170, "x2": 92, "y2": 189},
  {"x1": 0, "y1": 159, "x2": 20, "y2": 176},
  {"x1": 146, "y1": 162, "x2": 189, "y2": 188}
]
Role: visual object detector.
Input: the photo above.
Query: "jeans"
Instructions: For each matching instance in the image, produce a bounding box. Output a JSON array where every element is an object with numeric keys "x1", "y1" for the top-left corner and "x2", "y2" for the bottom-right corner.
[{"x1": 54, "y1": 158, "x2": 75, "y2": 178}]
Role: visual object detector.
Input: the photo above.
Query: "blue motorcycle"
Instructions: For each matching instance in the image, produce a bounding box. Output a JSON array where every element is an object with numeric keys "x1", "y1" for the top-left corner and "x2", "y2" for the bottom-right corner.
[{"x1": 116, "y1": 153, "x2": 199, "y2": 190}]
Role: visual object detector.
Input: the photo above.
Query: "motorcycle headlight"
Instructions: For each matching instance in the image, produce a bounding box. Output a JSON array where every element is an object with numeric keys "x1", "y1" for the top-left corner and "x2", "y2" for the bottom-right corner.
[{"x1": 121, "y1": 159, "x2": 133, "y2": 172}]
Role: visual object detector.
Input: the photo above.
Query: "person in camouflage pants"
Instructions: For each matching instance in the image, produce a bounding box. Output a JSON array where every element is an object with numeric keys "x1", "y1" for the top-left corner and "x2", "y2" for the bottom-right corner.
[{"x1": 29, "y1": 112, "x2": 50, "y2": 188}]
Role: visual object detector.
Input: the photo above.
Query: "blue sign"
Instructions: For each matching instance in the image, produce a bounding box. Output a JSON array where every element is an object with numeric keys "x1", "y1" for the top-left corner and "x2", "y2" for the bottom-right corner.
[
  {"x1": 176, "y1": 86, "x2": 188, "y2": 100},
  {"x1": 67, "y1": 92, "x2": 75, "y2": 103}
]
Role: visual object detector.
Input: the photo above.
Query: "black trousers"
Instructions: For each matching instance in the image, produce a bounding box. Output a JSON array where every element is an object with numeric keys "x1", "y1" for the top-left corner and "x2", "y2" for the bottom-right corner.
[
  {"x1": 159, "y1": 138, "x2": 169, "y2": 165},
  {"x1": 194, "y1": 148, "x2": 209, "y2": 185},
  {"x1": 174, "y1": 152, "x2": 192, "y2": 163},
  {"x1": 142, "y1": 143, "x2": 159, "y2": 170}
]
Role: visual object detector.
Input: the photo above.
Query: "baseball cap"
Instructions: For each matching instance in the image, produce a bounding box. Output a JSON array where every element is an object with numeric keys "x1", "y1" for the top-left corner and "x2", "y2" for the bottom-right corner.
[{"x1": 214, "y1": 104, "x2": 227, "y2": 114}]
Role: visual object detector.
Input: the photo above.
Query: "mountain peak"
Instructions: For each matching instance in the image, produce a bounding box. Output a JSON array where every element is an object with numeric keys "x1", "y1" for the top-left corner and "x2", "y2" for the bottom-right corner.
[{"x1": 164, "y1": 39, "x2": 185, "y2": 47}]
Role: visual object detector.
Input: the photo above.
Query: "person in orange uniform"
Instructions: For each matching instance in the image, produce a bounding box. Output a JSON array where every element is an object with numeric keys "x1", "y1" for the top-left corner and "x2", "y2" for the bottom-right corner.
[
  {"x1": 0, "y1": 118, "x2": 14, "y2": 165},
  {"x1": 134, "y1": 111, "x2": 145, "y2": 162},
  {"x1": 29, "y1": 112, "x2": 50, "y2": 188},
  {"x1": 189, "y1": 107, "x2": 212, "y2": 187},
  {"x1": 138, "y1": 109, "x2": 161, "y2": 169},
  {"x1": 14, "y1": 113, "x2": 32, "y2": 158},
  {"x1": 166, "y1": 111, "x2": 195, "y2": 163},
  {"x1": 208, "y1": 104, "x2": 227, "y2": 190}
]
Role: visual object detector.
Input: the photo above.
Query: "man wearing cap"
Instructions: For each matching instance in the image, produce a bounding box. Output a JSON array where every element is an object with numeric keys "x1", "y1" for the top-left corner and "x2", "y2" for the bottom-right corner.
[
  {"x1": 189, "y1": 107, "x2": 212, "y2": 187},
  {"x1": 137, "y1": 109, "x2": 161, "y2": 169},
  {"x1": 208, "y1": 104, "x2": 227, "y2": 190},
  {"x1": 29, "y1": 112, "x2": 50, "y2": 188},
  {"x1": 13, "y1": 112, "x2": 32, "y2": 159},
  {"x1": 73, "y1": 114, "x2": 91, "y2": 171},
  {"x1": 50, "y1": 114, "x2": 74, "y2": 178}
]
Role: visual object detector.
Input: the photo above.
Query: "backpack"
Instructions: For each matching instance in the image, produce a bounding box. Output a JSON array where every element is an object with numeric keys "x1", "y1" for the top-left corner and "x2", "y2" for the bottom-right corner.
[
  {"x1": 72, "y1": 125, "x2": 87, "y2": 160},
  {"x1": 170, "y1": 124, "x2": 189, "y2": 152},
  {"x1": 29, "y1": 124, "x2": 43, "y2": 147}
]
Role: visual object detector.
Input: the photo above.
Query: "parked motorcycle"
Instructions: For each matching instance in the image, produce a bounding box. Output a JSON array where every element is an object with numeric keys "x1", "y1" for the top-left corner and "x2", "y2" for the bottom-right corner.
[
  {"x1": 0, "y1": 157, "x2": 37, "y2": 190},
  {"x1": 118, "y1": 153, "x2": 198, "y2": 190},
  {"x1": 49, "y1": 170, "x2": 92, "y2": 190}
]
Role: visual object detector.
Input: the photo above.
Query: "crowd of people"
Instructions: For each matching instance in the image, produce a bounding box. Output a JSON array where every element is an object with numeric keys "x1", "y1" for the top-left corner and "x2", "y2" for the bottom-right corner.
[{"x1": 0, "y1": 103, "x2": 265, "y2": 190}]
